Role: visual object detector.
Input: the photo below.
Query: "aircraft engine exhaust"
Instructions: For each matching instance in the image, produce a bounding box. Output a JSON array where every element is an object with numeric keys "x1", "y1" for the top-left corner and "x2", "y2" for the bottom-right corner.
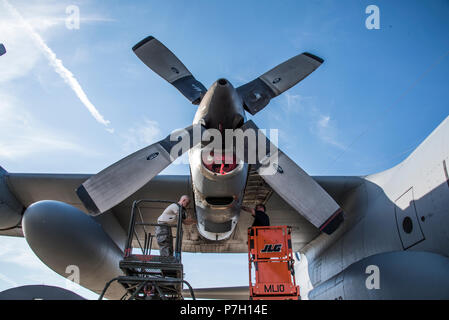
[{"x1": 22, "y1": 200, "x2": 125, "y2": 298}]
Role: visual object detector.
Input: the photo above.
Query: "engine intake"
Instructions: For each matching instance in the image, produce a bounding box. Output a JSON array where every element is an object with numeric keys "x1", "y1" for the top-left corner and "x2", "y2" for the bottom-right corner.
[{"x1": 205, "y1": 197, "x2": 234, "y2": 206}]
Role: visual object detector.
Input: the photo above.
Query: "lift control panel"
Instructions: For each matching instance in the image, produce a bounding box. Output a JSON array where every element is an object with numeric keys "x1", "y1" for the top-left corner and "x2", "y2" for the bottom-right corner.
[{"x1": 248, "y1": 226, "x2": 300, "y2": 300}]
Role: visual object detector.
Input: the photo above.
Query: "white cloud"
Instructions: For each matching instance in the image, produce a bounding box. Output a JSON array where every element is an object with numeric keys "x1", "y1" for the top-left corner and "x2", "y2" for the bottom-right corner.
[
  {"x1": 314, "y1": 114, "x2": 347, "y2": 150},
  {"x1": 282, "y1": 93, "x2": 311, "y2": 114},
  {"x1": 122, "y1": 119, "x2": 162, "y2": 152},
  {"x1": 318, "y1": 115, "x2": 330, "y2": 128},
  {"x1": 0, "y1": 93, "x2": 92, "y2": 160},
  {"x1": 0, "y1": 237, "x2": 98, "y2": 299},
  {"x1": 0, "y1": 18, "x2": 42, "y2": 83},
  {"x1": 0, "y1": 273, "x2": 18, "y2": 287},
  {"x1": 0, "y1": 237, "x2": 49, "y2": 272},
  {"x1": 278, "y1": 93, "x2": 347, "y2": 150},
  {"x1": 1, "y1": 1, "x2": 115, "y2": 32},
  {"x1": 137, "y1": 119, "x2": 162, "y2": 144},
  {"x1": 1, "y1": 0, "x2": 113, "y2": 132}
]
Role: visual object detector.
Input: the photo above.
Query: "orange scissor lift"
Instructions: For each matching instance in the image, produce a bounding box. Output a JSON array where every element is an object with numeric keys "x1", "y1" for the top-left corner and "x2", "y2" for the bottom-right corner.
[{"x1": 248, "y1": 226, "x2": 300, "y2": 300}]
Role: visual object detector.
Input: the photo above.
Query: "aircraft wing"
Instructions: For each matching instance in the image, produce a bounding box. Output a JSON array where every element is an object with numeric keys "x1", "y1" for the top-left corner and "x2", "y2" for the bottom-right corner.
[
  {"x1": 0, "y1": 169, "x2": 363, "y2": 252},
  {"x1": 0, "y1": 171, "x2": 192, "y2": 238}
]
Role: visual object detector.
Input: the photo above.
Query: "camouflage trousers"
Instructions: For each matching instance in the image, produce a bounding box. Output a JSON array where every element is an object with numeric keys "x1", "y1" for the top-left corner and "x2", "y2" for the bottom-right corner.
[{"x1": 155, "y1": 225, "x2": 173, "y2": 257}]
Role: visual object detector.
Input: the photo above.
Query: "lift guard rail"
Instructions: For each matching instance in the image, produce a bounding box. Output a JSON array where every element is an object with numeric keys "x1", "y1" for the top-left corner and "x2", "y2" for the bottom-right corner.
[{"x1": 100, "y1": 199, "x2": 194, "y2": 300}]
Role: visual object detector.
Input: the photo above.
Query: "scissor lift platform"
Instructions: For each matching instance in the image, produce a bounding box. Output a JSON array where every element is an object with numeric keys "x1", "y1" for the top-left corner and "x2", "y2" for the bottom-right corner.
[
  {"x1": 248, "y1": 226, "x2": 300, "y2": 300},
  {"x1": 99, "y1": 200, "x2": 195, "y2": 300}
]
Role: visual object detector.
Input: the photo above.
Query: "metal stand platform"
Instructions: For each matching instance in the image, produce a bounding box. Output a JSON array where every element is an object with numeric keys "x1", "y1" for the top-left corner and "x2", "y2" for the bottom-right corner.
[{"x1": 99, "y1": 199, "x2": 195, "y2": 300}]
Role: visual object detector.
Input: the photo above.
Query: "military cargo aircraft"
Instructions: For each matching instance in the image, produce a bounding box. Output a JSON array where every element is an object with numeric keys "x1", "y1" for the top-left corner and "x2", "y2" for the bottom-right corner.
[{"x1": 0, "y1": 37, "x2": 448, "y2": 299}]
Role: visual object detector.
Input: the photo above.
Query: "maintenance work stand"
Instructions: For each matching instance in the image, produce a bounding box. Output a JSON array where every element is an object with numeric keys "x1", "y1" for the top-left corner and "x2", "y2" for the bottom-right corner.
[
  {"x1": 248, "y1": 226, "x2": 300, "y2": 300},
  {"x1": 99, "y1": 199, "x2": 195, "y2": 300}
]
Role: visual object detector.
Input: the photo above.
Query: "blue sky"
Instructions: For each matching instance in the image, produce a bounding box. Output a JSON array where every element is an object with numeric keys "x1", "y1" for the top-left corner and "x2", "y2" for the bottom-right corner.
[{"x1": 0, "y1": 0, "x2": 448, "y2": 299}]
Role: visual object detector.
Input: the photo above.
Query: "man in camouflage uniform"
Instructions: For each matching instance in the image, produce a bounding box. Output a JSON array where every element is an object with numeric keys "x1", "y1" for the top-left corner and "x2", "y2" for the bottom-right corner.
[{"x1": 155, "y1": 195, "x2": 194, "y2": 256}]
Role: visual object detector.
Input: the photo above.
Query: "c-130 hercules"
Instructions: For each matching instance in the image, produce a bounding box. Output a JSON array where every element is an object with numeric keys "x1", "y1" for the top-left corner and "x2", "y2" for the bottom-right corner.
[{"x1": 0, "y1": 37, "x2": 448, "y2": 299}]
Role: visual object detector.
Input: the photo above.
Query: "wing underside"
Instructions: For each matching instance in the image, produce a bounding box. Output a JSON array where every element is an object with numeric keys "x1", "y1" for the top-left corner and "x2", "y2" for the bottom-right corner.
[{"x1": 0, "y1": 171, "x2": 363, "y2": 252}]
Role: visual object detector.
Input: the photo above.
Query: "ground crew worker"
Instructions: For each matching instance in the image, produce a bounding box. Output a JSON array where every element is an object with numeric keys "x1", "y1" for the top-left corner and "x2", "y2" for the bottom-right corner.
[
  {"x1": 155, "y1": 195, "x2": 195, "y2": 256},
  {"x1": 241, "y1": 203, "x2": 270, "y2": 227}
]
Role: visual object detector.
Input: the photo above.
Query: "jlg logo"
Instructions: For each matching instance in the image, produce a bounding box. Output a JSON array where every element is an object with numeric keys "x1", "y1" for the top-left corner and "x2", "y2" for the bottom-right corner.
[{"x1": 261, "y1": 244, "x2": 282, "y2": 253}]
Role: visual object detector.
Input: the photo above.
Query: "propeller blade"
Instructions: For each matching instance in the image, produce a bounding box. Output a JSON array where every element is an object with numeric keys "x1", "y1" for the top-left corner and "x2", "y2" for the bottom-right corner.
[
  {"x1": 237, "y1": 52, "x2": 323, "y2": 115},
  {"x1": 240, "y1": 121, "x2": 343, "y2": 234},
  {"x1": 0, "y1": 44, "x2": 6, "y2": 56},
  {"x1": 77, "y1": 124, "x2": 204, "y2": 215},
  {"x1": 132, "y1": 36, "x2": 207, "y2": 104}
]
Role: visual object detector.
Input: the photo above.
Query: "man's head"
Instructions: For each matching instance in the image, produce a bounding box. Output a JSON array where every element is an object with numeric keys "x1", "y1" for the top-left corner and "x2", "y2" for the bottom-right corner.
[
  {"x1": 255, "y1": 203, "x2": 266, "y2": 212},
  {"x1": 178, "y1": 195, "x2": 191, "y2": 208}
]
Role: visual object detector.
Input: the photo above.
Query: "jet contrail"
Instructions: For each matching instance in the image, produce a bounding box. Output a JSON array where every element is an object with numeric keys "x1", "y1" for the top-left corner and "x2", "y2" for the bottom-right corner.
[{"x1": 2, "y1": 0, "x2": 113, "y2": 132}]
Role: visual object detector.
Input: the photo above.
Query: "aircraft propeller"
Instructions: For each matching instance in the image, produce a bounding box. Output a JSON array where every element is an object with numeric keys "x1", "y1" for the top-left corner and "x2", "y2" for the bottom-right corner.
[
  {"x1": 76, "y1": 36, "x2": 344, "y2": 234},
  {"x1": 77, "y1": 125, "x2": 205, "y2": 215},
  {"x1": 239, "y1": 121, "x2": 343, "y2": 234},
  {"x1": 132, "y1": 36, "x2": 207, "y2": 105},
  {"x1": 237, "y1": 52, "x2": 323, "y2": 115}
]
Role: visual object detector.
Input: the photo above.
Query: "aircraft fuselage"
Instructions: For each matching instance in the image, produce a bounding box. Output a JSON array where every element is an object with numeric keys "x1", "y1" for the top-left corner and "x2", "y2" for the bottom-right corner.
[{"x1": 295, "y1": 116, "x2": 449, "y2": 299}]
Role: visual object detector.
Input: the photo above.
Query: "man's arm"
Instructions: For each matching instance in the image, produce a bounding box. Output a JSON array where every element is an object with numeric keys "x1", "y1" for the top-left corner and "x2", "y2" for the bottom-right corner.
[
  {"x1": 182, "y1": 210, "x2": 197, "y2": 225},
  {"x1": 183, "y1": 217, "x2": 196, "y2": 225},
  {"x1": 241, "y1": 206, "x2": 255, "y2": 217}
]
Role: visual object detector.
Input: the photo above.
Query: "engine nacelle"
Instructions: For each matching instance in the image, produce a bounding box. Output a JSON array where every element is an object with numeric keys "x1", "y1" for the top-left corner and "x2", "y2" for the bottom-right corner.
[
  {"x1": 22, "y1": 200, "x2": 125, "y2": 299},
  {"x1": 189, "y1": 145, "x2": 248, "y2": 241}
]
